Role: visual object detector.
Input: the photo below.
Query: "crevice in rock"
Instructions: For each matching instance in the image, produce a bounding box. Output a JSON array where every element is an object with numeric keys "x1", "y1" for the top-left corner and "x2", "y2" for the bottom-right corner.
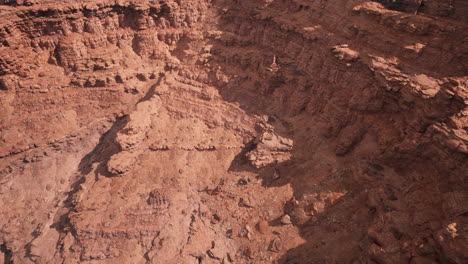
[
  {"x1": 137, "y1": 73, "x2": 165, "y2": 103},
  {"x1": 0, "y1": 0, "x2": 466, "y2": 263},
  {"x1": 77, "y1": 115, "x2": 130, "y2": 178},
  {"x1": 0, "y1": 243, "x2": 13, "y2": 264}
]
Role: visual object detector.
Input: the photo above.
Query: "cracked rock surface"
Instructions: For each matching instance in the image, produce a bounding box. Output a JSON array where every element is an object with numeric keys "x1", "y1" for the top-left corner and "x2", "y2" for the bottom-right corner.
[{"x1": 0, "y1": 0, "x2": 467, "y2": 263}]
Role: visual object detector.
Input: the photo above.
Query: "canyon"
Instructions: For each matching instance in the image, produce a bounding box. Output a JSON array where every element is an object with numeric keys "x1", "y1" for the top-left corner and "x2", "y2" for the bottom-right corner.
[{"x1": 0, "y1": 0, "x2": 467, "y2": 263}]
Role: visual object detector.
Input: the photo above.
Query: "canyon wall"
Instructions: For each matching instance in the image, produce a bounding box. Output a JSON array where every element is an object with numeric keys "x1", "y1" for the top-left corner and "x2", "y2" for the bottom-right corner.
[{"x1": 0, "y1": 0, "x2": 466, "y2": 263}]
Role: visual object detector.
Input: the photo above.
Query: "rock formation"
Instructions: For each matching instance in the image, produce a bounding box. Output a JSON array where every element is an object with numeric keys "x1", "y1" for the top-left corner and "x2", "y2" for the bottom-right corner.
[{"x1": 0, "y1": 0, "x2": 466, "y2": 263}]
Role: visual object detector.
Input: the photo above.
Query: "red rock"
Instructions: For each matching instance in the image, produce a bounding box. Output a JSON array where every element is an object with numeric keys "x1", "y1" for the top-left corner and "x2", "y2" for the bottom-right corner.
[
  {"x1": 257, "y1": 220, "x2": 269, "y2": 234},
  {"x1": 0, "y1": 1, "x2": 466, "y2": 264}
]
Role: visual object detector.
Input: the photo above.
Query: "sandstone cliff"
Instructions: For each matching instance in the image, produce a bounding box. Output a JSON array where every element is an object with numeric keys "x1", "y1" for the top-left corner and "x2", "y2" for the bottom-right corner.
[{"x1": 0, "y1": 0, "x2": 467, "y2": 263}]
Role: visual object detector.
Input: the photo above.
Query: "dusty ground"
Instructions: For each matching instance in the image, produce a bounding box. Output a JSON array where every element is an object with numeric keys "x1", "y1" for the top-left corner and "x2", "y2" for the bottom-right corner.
[{"x1": 0, "y1": 0, "x2": 467, "y2": 263}]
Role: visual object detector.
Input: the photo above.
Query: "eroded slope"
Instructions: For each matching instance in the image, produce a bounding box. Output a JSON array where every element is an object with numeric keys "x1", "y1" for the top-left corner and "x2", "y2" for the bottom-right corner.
[{"x1": 0, "y1": 0, "x2": 467, "y2": 263}]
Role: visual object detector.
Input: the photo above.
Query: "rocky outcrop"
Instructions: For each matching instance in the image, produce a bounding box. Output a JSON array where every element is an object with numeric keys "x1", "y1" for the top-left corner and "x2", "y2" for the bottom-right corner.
[
  {"x1": 0, "y1": 0, "x2": 466, "y2": 263},
  {"x1": 246, "y1": 121, "x2": 293, "y2": 168}
]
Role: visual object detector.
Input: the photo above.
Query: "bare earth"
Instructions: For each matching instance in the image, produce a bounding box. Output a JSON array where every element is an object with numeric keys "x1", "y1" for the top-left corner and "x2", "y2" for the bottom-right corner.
[{"x1": 0, "y1": 0, "x2": 467, "y2": 263}]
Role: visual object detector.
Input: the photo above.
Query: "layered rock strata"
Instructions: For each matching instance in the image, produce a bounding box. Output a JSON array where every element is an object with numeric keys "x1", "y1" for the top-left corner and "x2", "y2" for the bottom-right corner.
[{"x1": 0, "y1": 0, "x2": 466, "y2": 263}]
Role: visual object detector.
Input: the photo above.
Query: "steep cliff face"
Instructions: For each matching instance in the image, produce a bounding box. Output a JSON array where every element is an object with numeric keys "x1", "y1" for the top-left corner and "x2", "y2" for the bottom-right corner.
[{"x1": 0, "y1": 0, "x2": 466, "y2": 263}]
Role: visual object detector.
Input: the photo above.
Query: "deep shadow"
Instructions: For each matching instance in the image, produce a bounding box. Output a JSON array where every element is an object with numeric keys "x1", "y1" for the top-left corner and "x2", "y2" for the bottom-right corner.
[
  {"x1": 77, "y1": 114, "x2": 129, "y2": 178},
  {"x1": 19, "y1": 116, "x2": 129, "y2": 262},
  {"x1": 372, "y1": 0, "x2": 422, "y2": 13},
  {"x1": 205, "y1": 2, "x2": 363, "y2": 261},
  {"x1": 226, "y1": 139, "x2": 257, "y2": 173},
  {"x1": 137, "y1": 73, "x2": 165, "y2": 104},
  {"x1": 0, "y1": 244, "x2": 13, "y2": 264},
  {"x1": 49, "y1": 114, "x2": 130, "y2": 248},
  {"x1": 0, "y1": 243, "x2": 13, "y2": 264},
  {"x1": 205, "y1": 1, "x2": 468, "y2": 263}
]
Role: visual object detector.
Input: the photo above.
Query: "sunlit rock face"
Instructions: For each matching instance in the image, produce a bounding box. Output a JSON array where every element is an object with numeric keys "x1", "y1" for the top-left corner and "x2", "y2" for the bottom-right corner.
[{"x1": 0, "y1": 0, "x2": 466, "y2": 263}]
